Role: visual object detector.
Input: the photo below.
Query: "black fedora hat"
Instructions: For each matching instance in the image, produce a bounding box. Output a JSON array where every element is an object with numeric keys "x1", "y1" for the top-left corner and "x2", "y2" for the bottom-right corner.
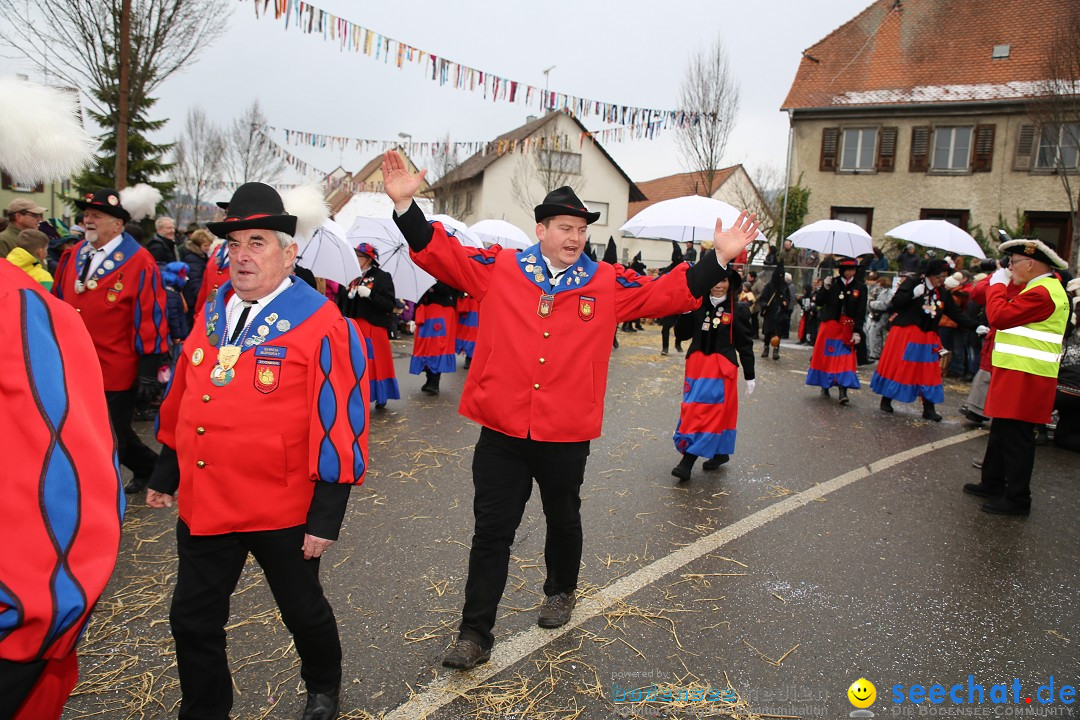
[
  {"x1": 534, "y1": 186, "x2": 601, "y2": 224},
  {"x1": 74, "y1": 188, "x2": 130, "y2": 222},
  {"x1": 206, "y1": 182, "x2": 296, "y2": 237}
]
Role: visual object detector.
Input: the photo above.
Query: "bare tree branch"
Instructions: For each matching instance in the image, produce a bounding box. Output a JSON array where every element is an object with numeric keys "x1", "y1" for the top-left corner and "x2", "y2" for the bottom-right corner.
[
  {"x1": 223, "y1": 100, "x2": 285, "y2": 185},
  {"x1": 169, "y1": 107, "x2": 224, "y2": 227},
  {"x1": 509, "y1": 129, "x2": 587, "y2": 219},
  {"x1": 676, "y1": 36, "x2": 740, "y2": 197}
]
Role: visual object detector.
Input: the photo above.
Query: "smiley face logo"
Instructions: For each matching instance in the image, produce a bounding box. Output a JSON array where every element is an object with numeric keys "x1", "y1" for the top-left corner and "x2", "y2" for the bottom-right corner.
[{"x1": 848, "y1": 678, "x2": 876, "y2": 709}]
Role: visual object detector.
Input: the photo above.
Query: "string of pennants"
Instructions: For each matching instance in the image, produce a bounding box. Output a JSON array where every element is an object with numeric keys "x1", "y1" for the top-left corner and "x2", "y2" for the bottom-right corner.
[{"x1": 248, "y1": 0, "x2": 701, "y2": 132}]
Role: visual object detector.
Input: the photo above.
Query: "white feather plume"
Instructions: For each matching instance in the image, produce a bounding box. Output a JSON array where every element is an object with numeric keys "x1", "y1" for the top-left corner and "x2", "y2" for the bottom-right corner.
[
  {"x1": 0, "y1": 76, "x2": 97, "y2": 183},
  {"x1": 119, "y1": 183, "x2": 162, "y2": 222},
  {"x1": 281, "y1": 184, "x2": 329, "y2": 239}
]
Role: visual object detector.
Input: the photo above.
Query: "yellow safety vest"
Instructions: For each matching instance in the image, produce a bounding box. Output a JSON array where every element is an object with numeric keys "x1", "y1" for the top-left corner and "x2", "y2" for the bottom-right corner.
[{"x1": 991, "y1": 276, "x2": 1069, "y2": 378}]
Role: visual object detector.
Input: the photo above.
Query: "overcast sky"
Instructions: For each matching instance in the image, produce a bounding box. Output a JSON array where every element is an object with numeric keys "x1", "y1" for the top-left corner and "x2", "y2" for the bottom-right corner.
[{"x1": 14, "y1": 0, "x2": 874, "y2": 191}]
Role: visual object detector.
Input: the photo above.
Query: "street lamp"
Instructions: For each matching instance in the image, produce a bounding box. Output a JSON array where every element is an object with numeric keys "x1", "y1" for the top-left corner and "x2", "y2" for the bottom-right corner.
[
  {"x1": 542, "y1": 65, "x2": 555, "y2": 111},
  {"x1": 397, "y1": 131, "x2": 412, "y2": 153}
]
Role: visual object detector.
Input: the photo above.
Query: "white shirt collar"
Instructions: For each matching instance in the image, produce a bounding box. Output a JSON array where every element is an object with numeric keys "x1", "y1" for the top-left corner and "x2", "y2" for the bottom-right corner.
[
  {"x1": 87, "y1": 233, "x2": 125, "y2": 274},
  {"x1": 709, "y1": 295, "x2": 727, "y2": 307},
  {"x1": 540, "y1": 254, "x2": 571, "y2": 286},
  {"x1": 227, "y1": 276, "x2": 293, "y2": 312}
]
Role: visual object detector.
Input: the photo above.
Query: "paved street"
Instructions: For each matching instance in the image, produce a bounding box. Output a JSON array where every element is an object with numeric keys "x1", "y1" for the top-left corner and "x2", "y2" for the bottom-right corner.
[{"x1": 63, "y1": 327, "x2": 1079, "y2": 720}]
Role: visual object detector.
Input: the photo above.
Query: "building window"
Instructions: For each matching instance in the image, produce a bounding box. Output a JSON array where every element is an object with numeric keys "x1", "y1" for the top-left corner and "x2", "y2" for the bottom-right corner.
[
  {"x1": 932, "y1": 127, "x2": 973, "y2": 171},
  {"x1": 1035, "y1": 123, "x2": 1079, "y2": 170},
  {"x1": 839, "y1": 128, "x2": 877, "y2": 171},
  {"x1": 831, "y1": 206, "x2": 873, "y2": 234},
  {"x1": 919, "y1": 208, "x2": 970, "y2": 229},
  {"x1": 537, "y1": 150, "x2": 582, "y2": 175},
  {"x1": 1, "y1": 172, "x2": 44, "y2": 193},
  {"x1": 451, "y1": 194, "x2": 461, "y2": 215},
  {"x1": 584, "y1": 200, "x2": 609, "y2": 226},
  {"x1": 465, "y1": 191, "x2": 474, "y2": 214}
]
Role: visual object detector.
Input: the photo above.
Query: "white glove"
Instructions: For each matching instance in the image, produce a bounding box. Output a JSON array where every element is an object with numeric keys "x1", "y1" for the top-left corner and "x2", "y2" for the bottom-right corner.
[
  {"x1": 851, "y1": 333, "x2": 861, "y2": 345},
  {"x1": 347, "y1": 286, "x2": 358, "y2": 299},
  {"x1": 976, "y1": 325, "x2": 990, "y2": 336},
  {"x1": 356, "y1": 284, "x2": 372, "y2": 298},
  {"x1": 989, "y1": 268, "x2": 1011, "y2": 287},
  {"x1": 745, "y1": 378, "x2": 756, "y2": 396},
  {"x1": 823, "y1": 276, "x2": 833, "y2": 289},
  {"x1": 912, "y1": 283, "x2": 926, "y2": 298}
]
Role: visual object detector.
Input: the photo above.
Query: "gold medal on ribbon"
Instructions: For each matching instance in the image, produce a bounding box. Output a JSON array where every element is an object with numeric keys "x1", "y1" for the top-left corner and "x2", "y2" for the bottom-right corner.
[{"x1": 218, "y1": 345, "x2": 241, "y2": 372}]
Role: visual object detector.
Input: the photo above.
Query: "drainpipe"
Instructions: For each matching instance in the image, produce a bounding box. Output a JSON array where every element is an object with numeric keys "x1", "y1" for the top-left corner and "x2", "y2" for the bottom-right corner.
[{"x1": 779, "y1": 109, "x2": 795, "y2": 242}]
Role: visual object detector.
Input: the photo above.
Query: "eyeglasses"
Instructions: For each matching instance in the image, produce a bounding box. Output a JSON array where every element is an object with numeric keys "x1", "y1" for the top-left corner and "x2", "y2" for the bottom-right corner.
[{"x1": 19, "y1": 210, "x2": 44, "y2": 219}]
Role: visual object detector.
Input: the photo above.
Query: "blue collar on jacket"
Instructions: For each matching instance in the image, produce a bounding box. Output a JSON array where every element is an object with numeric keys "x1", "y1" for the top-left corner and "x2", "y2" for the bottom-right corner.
[{"x1": 514, "y1": 242, "x2": 598, "y2": 295}]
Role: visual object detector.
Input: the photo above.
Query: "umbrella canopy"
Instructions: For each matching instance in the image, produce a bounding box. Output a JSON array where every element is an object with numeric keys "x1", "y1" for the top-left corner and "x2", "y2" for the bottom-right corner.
[
  {"x1": 621, "y1": 195, "x2": 768, "y2": 244},
  {"x1": 788, "y1": 219, "x2": 874, "y2": 258},
  {"x1": 346, "y1": 216, "x2": 436, "y2": 302},
  {"x1": 470, "y1": 218, "x2": 533, "y2": 250},
  {"x1": 295, "y1": 219, "x2": 363, "y2": 286},
  {"x1": 885, "y1": 220, "x2": 986, "y2": 259},
  {"x1": 428, "y1": 213, "x2": 483, "y2": 248}
]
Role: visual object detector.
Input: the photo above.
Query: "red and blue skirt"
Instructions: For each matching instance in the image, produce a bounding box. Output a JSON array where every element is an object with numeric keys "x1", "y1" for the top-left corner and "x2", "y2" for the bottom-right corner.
[
  {"x1": 870, "y1": 324, "x2": 944, "y2": 403},
  {"x1": 456, "y1": 294, "x2": 480, "y2": 359},
  {"x1": 673, "y1": 352, "x2": 739, "y2": 458},
  {"x1": 806, "y1": 318, "x2": 860, "y2": 389},
  {"x1": 410, "y1": 304, "x2": 458, "y2": 374},
  {"x1": 349, "y1": 318, "x2": 400, "y2": 405}
]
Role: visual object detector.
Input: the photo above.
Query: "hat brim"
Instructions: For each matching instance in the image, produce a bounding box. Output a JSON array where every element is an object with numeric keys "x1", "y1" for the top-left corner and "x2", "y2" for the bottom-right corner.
[
  {"x1": 999, "y1": 239, "x2": 1068, "y2": 269},
  {"x1": 73, "y1": 199, "x2": 130, "y2": 222},
  {"x1": 206, "y1": 214, "x2": 297, "y2": 238},
  {"x1": 534, "y1": 204, "x2": 601, "y2": 225}
]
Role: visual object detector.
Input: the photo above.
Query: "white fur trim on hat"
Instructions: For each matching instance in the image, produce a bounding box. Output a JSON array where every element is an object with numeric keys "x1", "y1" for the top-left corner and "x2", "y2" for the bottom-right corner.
[
  {"x1": 998, "y1": 238, "x2": 1068, "y2": 269},
  {"x1": 119, "y1": 184, "x2": 162, "y2": 223},
  {"x1": 281, "y1": 184, "x2": 329, "y2": 240},
  {"x1": 1067, "y1": 277, "x2": 1080, "y2": 294},
  {"x1": 944, "y1": 276, "x2": 960, "y2": 290},
  {"x1": 0, "y1": 76, "x2": 96, "y2": 184}
]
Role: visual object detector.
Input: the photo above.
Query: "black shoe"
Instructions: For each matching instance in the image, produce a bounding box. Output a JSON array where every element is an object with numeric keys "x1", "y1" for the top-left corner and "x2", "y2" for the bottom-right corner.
[
  {"x1": 702, "y1": 454, "x2": 729, "y2": 471},
  {"x1": 421, "y1": 372, "x2": 440, "y2": 395},
  {"x1": 660, "y1": 349, "x2": 668, "y2": 356},
  {"x1": 538, "y1": 592, "x2": 576, "y2": 628},
  {"x1": 124, "y1": 476, "x2": 149, "y2": 494},
  {"x1": 675, "y1": 345, "x2": 683, "y2": 353},
  {"x1": 612, "y1": 337, "x2": 619, "y2": 349},
  {"x1": 922, "y1": 402, "x2": 942, "y2": 422},
  {"x1": 772, "y1": 348, "x2": 780, "y2": 360},
  {"x1": 375, "y1": 402, "x2": 386, "y2": 410},
  {"x1": 463, "y1": 356, "x2": 472, "y2": 369},
  {"x1": 962, "y1": 408, "x2": 988, "y2": 424},
  {"x1": 838, "y1": 387, "x2": 850, "y2": 405},
  {"x1": 963, "y1": 482, "x2": 1003, "y2": 498},
  {"x1": 671, "y1": 464, "x2": 691, "y2": 482},
  {"x1": 880, "y1": 397, "x2": 894, "y2": 414},
  {"x1": 442, "y1": 638, "x2": 491, "y2": 670},
  {"x1": 761, "y1": 346, "x2": 769, "y2": 358},
  {"x1": 820, "y1": 387, "x2": 831, "y2": 398},
  {"x1": 301, "y1": 686, "x2": 340, "y2": 720},
  {"x1": 980, "y1": 498, "x2": 1030, "y2": 516}
]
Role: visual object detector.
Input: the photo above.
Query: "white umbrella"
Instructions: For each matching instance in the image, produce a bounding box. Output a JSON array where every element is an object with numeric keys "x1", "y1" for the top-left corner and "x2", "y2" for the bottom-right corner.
[
  {"x1": 427, "y1": 213, "x2": 483, "y2": 248},
  {"x1": 470, "y1": 218, "x2": 533, "y2": 250},
  {"x1": 788, "y1": 219, "x2": 874, "y2": 258},
  {"x1": 620, "y1": 195, "x2": 768, "y2": 244},
  {"x1": 295, "y1": 219, "x2": 363, "y2": 286},
  {"x1": 885, "y1": 219, "x2": 986, "y2": 259},
  {"x1": 346, "y1": 216, "x2": 436, "y2": 303}
]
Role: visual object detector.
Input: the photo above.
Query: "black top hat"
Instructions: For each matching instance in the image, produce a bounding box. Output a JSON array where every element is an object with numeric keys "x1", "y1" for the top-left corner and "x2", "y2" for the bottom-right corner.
[
  {"x1": 74, "y1": 189, "x2": 130, "y2": 222},
  {"x1": 534, "y1": 186, "x2": 601, "y2": 224},
  {"x1": 602, "y1": 236, "x2": 618, "y2": 264},
  {"x1": 206, "y1": 182, "x2": 296, "y2": 237},
  {"x1": 999, "y1": 238, "x2": 1068, "y2": 270}
]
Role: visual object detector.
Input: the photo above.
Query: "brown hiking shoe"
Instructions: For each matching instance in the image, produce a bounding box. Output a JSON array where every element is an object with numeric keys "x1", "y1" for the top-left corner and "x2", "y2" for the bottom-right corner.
[
  {"x1": 537, "y1": 592, "x2": 576, "y2": 628},
  {"x1": 441, "y1": 638, "x2": 491, "y2": 670}
]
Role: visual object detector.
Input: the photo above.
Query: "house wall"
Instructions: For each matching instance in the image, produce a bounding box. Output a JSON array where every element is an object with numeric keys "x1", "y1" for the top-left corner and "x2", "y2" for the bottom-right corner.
[{"x1": 790, "y1": 109, "x2": 1073, "y2": 252}]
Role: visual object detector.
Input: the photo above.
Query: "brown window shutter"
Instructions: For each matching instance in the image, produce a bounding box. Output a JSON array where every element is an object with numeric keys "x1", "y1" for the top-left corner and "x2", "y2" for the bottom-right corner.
[
  {"x1": 972, "y1": 124, "x2": 995, "y2": 172},
  {"x1": 1013, "y1": 124, "x2": 1036, "y2": 170},
  {"x1": 876, "y1": 127, "x2": 898, "y2": 171},
  {"x1": 820, "y1": 127, "x2": 839, "y2": 171},
  {"x1": 909, "y1": 126, "x2": 930, "y2": 172}
]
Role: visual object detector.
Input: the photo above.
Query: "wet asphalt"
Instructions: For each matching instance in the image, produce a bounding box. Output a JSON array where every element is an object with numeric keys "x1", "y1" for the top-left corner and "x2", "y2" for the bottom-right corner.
[{"x1": 62, "y1": 326, "x2": 1078, "y2": 720}]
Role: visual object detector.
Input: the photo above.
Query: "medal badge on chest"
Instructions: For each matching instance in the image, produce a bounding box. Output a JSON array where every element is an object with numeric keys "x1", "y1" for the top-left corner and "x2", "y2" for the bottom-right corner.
[
  {"x1": 211, "y1": 345, "x2": 241, "y2": 386},
  {"x1": 537, "y1": 293, "x2": 555, "y2": 318}
]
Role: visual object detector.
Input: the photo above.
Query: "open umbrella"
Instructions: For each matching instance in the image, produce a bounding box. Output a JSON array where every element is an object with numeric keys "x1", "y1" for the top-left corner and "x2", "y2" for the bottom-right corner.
[
  {"x1": 470, "y1": 219, "x2": 532, "y2": 250},
  {"x1": 885, "y1": 220, "x2": 986, "y2": 259},
  {"x1": 788, "y1": 219, "x2": 873, "y2": 258},
  {"x1": 427, "y1": 213, "x2": 484, "y2": 248},
  {"x1": 346, "y1": 216, "x2": 436, "y2": 302},
  {"x1": 295, "y1": 219, "x2": 363, "y2": 286},
  {"x1": 621, "y1": 195, "x2": 767, "y2": 244}
]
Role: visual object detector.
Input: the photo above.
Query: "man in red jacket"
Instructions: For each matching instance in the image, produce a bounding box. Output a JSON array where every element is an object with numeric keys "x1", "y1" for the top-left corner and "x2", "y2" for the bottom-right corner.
[
  {"x1": 53, "y1": 189, "x2": 170, "y2": 494},
  {"x1": 382, "y1": 150, "x2": 759, "y2": 669},
  {"x1": 146, "y1": 182, "x2": 368, "y2": 720}
]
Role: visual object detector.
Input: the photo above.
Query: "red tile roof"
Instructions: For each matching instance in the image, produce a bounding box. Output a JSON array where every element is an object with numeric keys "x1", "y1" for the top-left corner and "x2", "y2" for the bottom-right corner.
[
  {"x1": 782, "y1": 0, "x2": 1072, "y2": 110},
  {"x1": 628, "y1": 167, "x2": 740, "y2": 217}
]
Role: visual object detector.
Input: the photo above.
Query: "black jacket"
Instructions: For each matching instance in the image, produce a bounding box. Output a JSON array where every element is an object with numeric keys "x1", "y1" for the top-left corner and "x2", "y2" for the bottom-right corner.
[
  {"x1": 180, "y1": 247, "x2": 208, "y2": 323},
  {"x1": 675, "y1": 297, "x2": 755, "y2": 380},
  {"x1": 145, "y1": 233, "x2": 178, "y2": 264},
  {"x1": 889, "y1": 275, "x2": 976, "y2": 332},
  {"x1": 815, "y1": 276, "x2": 867, "y2": 330},
  {"x1": 418, "y1": 280, "x2": 460, "y2": 307},
  {"x1": 337, "y1": 266, "x2": 397, "y2": 329}
]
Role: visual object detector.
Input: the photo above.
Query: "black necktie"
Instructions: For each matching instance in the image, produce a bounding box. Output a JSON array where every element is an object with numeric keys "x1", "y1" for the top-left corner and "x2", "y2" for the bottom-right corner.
[
  {"x1": 229, "y1": 301, "x2": 257, "y2": 344},
  {"x1": 79, "y1": 249, "x2": 101, "y2": 283}
]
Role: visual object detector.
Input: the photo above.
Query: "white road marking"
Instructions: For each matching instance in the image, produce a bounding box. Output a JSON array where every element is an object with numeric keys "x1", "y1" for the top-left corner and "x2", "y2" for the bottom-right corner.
[{"x1": 384, "y1": 428, "x2": 987, "y2": 719}]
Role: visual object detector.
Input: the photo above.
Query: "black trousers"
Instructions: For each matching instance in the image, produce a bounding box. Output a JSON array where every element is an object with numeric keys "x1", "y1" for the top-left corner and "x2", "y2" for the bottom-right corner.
[
  {"x1": 980, "y1": 418, "x2": 1039, "y2": 507},
  {"x1": 105, "y1": 386, "x2": 158, "y2": 479},
  {"x1": 460, "y1": 427, "x2": 590, "y2": 649},
  {"x1": 170, "y1": 521, "x2": 341, "y2": 720},
  {"x1": 0, "y1": 658, "x2": 46, "y2": 718},
  {"x1": 1054, "y1": 391, "x2": 1080, "y2": 453}
]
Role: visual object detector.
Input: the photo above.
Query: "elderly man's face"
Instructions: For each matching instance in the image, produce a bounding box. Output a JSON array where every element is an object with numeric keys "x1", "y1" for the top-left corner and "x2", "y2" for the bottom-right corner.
[
  {"x1": 13, "y1": 208, "x2": 42, "y2": 231},
  {"x1": 83, "y1": 208, "x2": 125, "y2": 248},
  {"x1": 1009, "y1": 255, "x2": 1047, "y2": 284},
  {"x1": 158, "y1": 219, "x2": 176, "y2": 240},
  {"x1": 536, "y1": 215, "x2": 587, "y2": 269},
  {"x1": 227, "y1": 228, "x2": 296, "y2": 300}
]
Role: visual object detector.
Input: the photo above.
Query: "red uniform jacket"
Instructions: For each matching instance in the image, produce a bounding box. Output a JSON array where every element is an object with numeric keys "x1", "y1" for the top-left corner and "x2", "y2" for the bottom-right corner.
[
  {"x1": 196, "y1": 243, "x2": 230, "y2": 310},
  {"x1": 396, "y1": 204, "x2": 722, "y2": 442},
  {"x1": 156, "y1": 278, "x2": 369, "y2": 536},
  {"x1": 984, "y1": 280, "x2": 1061, "y2": 424},
  {"x1": 0, "y1": 260, "x2": 123, "y2": 664},
  {"x1": 53, "y1": 235, "x2": 169, "y2": 391},
  {"x1": 970, "y1": 277, "x2": 1021, "y2": 372}
]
